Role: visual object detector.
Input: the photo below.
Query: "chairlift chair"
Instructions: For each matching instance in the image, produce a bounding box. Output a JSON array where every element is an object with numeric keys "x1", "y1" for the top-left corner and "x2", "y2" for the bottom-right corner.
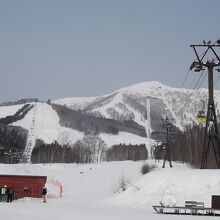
[{"x1": 197, "y1": 110, "x2": 206, "y2": 124}]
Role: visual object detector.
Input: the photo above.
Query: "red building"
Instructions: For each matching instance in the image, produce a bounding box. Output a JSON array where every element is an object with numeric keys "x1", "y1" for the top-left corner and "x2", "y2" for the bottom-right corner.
[{"x1": 0, "y1": 174, "x2": 47, "y2": 199}]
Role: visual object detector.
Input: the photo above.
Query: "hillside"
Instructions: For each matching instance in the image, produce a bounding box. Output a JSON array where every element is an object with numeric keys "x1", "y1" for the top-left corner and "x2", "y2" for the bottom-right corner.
[
  {"x1": 0, "y1": 102, "x2": 150, "y2": 162},
  {"x1": 54, "y1": 81, "x2": 220, "y2": 131},
  {"x1": 1, "y1": 81, "x2": 220, "y2": 162}
]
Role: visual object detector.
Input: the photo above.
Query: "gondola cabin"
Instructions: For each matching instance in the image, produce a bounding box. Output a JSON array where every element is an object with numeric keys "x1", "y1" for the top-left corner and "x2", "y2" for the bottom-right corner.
[
  {"x1": 0, "y1": 174, "x2": 47, "y2": 200},
  {"x1": 197, "y1": 110, "x2": 206, "y2": 124}
]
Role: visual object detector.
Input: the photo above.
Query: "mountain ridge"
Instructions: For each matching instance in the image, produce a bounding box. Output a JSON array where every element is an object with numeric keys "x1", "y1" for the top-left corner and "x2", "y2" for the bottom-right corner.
[
  {"x1": 53, "y1": 81, "x2": 220, "y2": 131},
  {"x1": 1, "y1": 81, "x2": 220, "y2": 162}
]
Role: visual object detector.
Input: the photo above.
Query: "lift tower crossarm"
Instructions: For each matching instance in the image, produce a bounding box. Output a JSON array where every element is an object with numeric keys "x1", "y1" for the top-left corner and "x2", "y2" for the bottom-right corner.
[
  {"x1": 190, "y1": 44, "x2": 220, "y2": 47},
  {"x1": 190, "y1": 45, "x2": 209, "y2": 66}
]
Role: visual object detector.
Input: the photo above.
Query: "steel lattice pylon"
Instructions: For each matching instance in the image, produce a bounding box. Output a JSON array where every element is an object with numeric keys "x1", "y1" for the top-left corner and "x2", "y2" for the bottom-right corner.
[{"x1": 190, "y1": 41, "x2": 220, "y2": 168}]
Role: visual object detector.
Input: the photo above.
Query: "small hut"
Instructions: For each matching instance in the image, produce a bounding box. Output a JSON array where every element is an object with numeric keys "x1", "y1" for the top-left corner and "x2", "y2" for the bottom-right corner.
[{"x1": 0, "y1": 174, "x2": 47, "y2": 200}]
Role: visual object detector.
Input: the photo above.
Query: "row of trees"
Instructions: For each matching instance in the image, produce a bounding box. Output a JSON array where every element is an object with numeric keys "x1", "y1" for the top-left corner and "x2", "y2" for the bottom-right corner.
[
  {"x1": 0, "y1": 104, "x2": 33, "y2": 125},
  {"x1": 168, "y1": 125, "x2": 219, "y2": 168},
  {"x1": 31, "y1": 133, "x2": 149, "y2": 163},
  {"x1": 1, "y1": 122, "x2": 216, "y2": 167},
  {"x1": 28, "y1": 122, "x2": 220, "y2": 168},
  {"x1": 52, "y1": 104, "x2": 146, "y2": 137},
  {"x1": 106, "y1": 144, "x2": 148, "y2": 161},
  {"x1": 0, "y1": 125, "x2": 27, "y2": 163},
  {"x1": 150, "y1": 124, "x2": 214, "y2": 168},
  {"x1": 0, "y1": 125, "x2": 27, "y2": 151},
  {"x1": 31, "y1": 134, "x2": 107, "y2": 163}
]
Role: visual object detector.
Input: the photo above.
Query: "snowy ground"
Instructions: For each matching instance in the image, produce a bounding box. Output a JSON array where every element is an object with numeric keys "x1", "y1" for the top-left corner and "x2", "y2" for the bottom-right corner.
[{"x1": 0, "y1": 160, "x2": 220, "y2": 220}]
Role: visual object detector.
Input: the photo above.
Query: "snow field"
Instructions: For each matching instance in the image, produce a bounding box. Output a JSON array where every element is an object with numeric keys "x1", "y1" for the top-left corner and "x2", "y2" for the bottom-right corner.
[{"x1": 0, "y1": 161, "x2": 220, "y2": 220}]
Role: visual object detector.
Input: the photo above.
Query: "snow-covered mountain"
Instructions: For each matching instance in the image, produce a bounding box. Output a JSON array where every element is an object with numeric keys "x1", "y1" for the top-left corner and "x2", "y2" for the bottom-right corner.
[
  {"x1": 1, "y1": 81, "x2": 220, "y2": 162},
  {"x1": 54, "y1": 81, "x2": 220, "y2": 131}
]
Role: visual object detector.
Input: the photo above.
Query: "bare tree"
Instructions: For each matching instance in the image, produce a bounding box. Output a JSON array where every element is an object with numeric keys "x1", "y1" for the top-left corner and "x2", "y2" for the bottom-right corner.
[
  {"x1": 58, "y1": 131, "x2": 73, "y2": 146},
  {"x1": 81, "y1": 133, "x2": 107, "y2": 163}
]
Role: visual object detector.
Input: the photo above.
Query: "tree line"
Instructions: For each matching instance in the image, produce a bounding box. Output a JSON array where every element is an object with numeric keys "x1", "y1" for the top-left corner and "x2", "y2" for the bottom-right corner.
[
  {"x1": 0, "y1": 124, "x2": 27, "y2": 151},
  {"x1": 0, "y1": 124, "x2": 27, "y2": 163},
  {"x1": 51, "y1": 104, "x2": 146, "y2": 137},
  {"x1": 168, "y1": 125, "x2": 218, "y2": 168},
  {"x1": 31, "y1": 134, "x2": 148, "y2": 163},
  {"x1": 31, "y1": 134, "x2": 107, "y2": 163},
  {"x1": 106, "y1": 143, "x2": 148, "y2": 161},
  {"x1": 0, "y1": 104, "x2": 33, "y2": 124}
]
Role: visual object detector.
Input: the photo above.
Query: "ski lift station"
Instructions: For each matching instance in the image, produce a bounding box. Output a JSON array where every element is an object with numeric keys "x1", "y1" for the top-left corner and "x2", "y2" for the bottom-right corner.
[{"x1": 0, "y1": 174, "x2": 47, "y2": 200}]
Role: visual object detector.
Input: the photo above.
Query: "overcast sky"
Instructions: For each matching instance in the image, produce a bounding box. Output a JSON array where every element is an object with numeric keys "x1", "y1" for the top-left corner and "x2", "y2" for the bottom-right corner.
[{"x1": 0, "y1": 0, "x2": 220, "y2": 102}]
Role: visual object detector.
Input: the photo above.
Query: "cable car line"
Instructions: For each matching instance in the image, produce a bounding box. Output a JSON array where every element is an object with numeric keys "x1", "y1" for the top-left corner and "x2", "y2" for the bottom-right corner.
[
  {"x1": 166, "y1": 41, "x2": 218, "y2": 127},
  {"x1": 197, "y1": 70, "x2": 207, "y2": 90},
  {"x1": 214, "y1": 75, "x2": 220, "y2": 87},
  {"x1": 180, "y1": 68, "x2": 191, "y2": 88},
  {"x1": 193, "y1": 69, "x2": 206, "y2": 90}
]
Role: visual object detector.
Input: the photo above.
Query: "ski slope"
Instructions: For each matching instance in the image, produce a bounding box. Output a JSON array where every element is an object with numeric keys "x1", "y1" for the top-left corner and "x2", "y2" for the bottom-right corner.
[
  {"x1": 3, "y1": 102, "x2": 151, "y2": 161},
  {"x1": 12, "y1": 102, "x2": 84, "y2": 145},
  {"x1": 12, "y1": 102, "x2": 85, "y2": 162},
  {"x1": 0, "y1": 161, "x2": 219, "y2": 220},
  {"x1": 0, "y1": 104, "x2": 24, "y2": 118}
]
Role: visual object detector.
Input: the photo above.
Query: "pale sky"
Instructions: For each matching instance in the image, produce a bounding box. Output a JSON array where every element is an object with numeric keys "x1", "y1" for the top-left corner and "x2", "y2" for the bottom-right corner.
[{"x1": 0, "y1": 0, "x2": 220, "y2": 102}]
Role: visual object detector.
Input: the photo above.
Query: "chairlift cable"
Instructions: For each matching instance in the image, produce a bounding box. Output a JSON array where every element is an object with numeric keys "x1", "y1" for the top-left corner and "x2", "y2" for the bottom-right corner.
[
  {"x1": 180, "y1": 47, "x2": 211, "y2": 89},
  {"x1": 214, "y1": 75, "x2": 220, "y2": 87},
  {"x1": 176, "y1": 41, "x2": 218, "y2": 124},
  {"x1": 193, "y1": 69, "x2": 205, "y2": 90},
  {"x1": 197, "y1": 70, "x2": 207, "y2": 90},
  {"x1": 169, "y1": 42, "x2": 217, "y2": 121},
  {"x1": 180, "y1": 68, "x2": 191, "y2": 88},
  {"x1": 191, "y1": 102, "x2": 204, "y2": 113}
]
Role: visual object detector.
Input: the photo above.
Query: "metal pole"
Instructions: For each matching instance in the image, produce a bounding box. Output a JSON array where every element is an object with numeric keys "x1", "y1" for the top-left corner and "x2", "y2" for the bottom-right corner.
[
  {"x1": 208, "y1": 65, "x2": 214, "y2": 104},
  {"x1": 190, "y1": 41, "x2": 220, "y2": 168},
  {"x1": 201, "y1": 64, "x2": 220, "y2": 168}
]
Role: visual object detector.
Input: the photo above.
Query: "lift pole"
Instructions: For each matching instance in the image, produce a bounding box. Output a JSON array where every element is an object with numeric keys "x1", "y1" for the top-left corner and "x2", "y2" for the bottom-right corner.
[
  {"x1": 190, "y1": 40, "x2": 220, "y2": 168},
  {"x1": 162, "y1": 117, "x2": 175, "y2": 168}
]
